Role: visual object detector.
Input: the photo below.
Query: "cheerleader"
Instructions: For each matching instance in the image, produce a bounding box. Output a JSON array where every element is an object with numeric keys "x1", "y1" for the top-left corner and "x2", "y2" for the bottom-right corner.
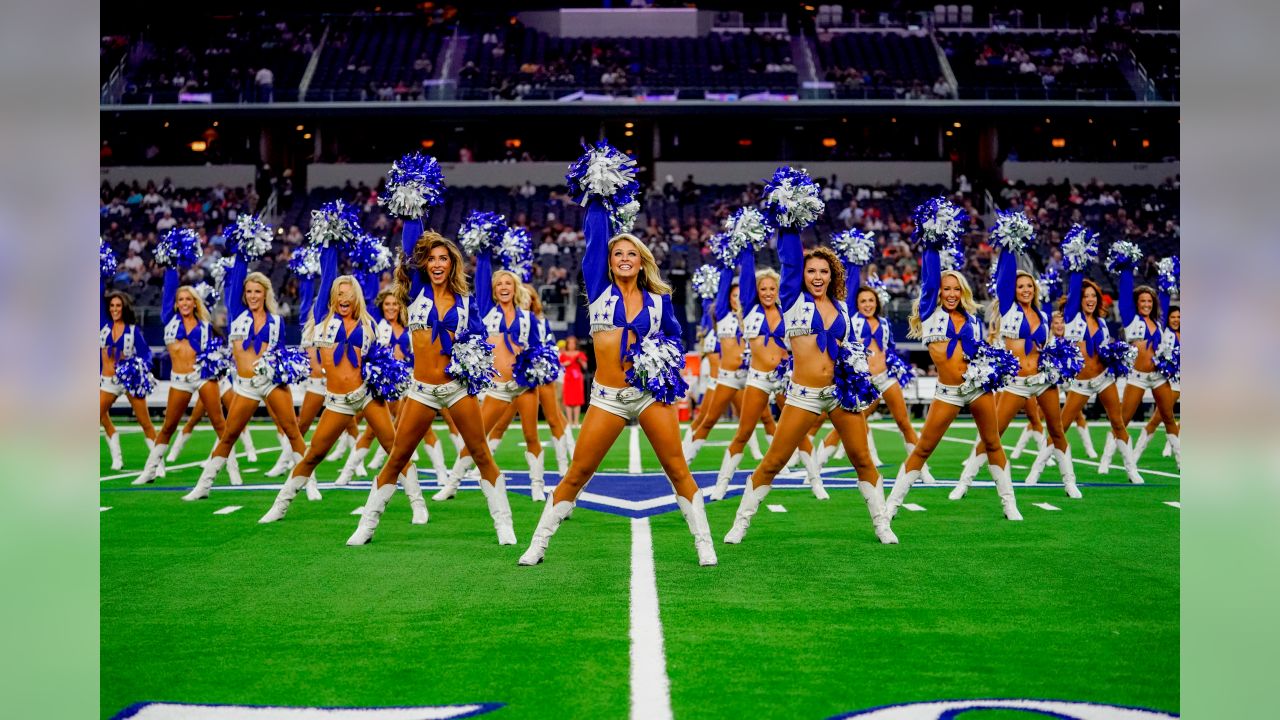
[
  {"x1": 99, "y1": 289, "x2": 157, "y2": 469},
  {"x1": 181, "y1": 217, "x2": 308, "y2": 500},
  {"x1": 886, "y1": 199, "x2": 1024, "y2": 520},
  {"x1": 722, "y1": 167, "x2": 897, "y2": 546},
  {"x1": 683, "y1": 263, "x2": 748, "y2": 462},
  {"x1": 1134, "y1": 258, "x2": 1180, "y2": 460},
  {"x1": 519, "y1": 143, "x2": 715, "y2": 566},
  {"x1": 437, "y1": 267, "x2": 546, "y2": 500},
  {"x1": 1114, "y1": 251, "x2": 1180, "y2": 467},
  {"x1": 1134, "y1": 305, "x2": 1179, "y2": 458},
  {"x1": 686, "y1": 303, "x2": 720, "y2": 435},
  {"x1": 134, "y1": 244, "x2": 233, "y2": 485},
  {"x1": 260, "y1": 272, "x2": 425, "y2": 523},
  {"x1": 1055, "y1": 231, "x2": 1145, "y2": 482},
  {"x1": 346, "y1": 204, "x2": 515, "y2": 545}
]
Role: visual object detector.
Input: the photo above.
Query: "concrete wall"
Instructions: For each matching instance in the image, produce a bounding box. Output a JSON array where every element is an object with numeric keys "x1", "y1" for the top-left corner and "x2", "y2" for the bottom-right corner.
[
  {"x1": 518, "y1": 8, "x2": 708, "y2": 38},
  {"x1": 1002, "y1": 161, "x2": 1180, "y2": 186},
  {"x1": 100, "y1": 165, "x2": 256, "y2": 188},
  {"x1": 653, "y1": 161, "x2": 952, "y2": 186}
]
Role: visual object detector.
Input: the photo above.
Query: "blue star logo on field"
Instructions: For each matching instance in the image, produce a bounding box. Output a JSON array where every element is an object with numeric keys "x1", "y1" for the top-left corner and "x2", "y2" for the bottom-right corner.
[
  {"x1": 111, "y1": 701, "x2": 505, "y2": 719},
  {"x1": 826, "y1": 699, "x2": 1178, "y2": 719}
]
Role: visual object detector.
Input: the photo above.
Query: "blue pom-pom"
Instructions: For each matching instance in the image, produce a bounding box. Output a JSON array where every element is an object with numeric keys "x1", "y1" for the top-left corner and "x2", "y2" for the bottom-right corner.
[
  {"x1": 155, "y1": 228, "x2": 201, "y2": 267},
  {"x1": 195, "y1": 337, "x2": 231, "y2": 381},
  {"x1": 831, "y1": 228, "x2": 876, "y2": 266},
  {"x1": 865, "y1": 273, "x2": 891, "y2": 308},
  {"x1": 1154, "y1": 342, "x2": 1180, "y2": 384},
  {"x1": 1038, "y1": 267, "x2": 1062, "y2": 305},
  {"x1": 1157, "y1": 256, "x2": 1180, "y2": 295},
  {"x1": 1106, "y1": 240, "x2": 1143, "y2": 275},
  {"x1": 1061, "y1": 225, "x2": 1098, "y2": 273},
  {"x1": 770, "y1": 354, "x2": 794, "y2": 384},
  {"x1": 499, "y1": 227, "x2": 534, "y2": 282},
  {"x1": 349, "y1": 233, "x2": 392, "y2": 273},
  {"x1": 941, "y1": 240, "x2": 966, "y2": 271},
  {"x1": 229, "y1": 214, "x2": 274, "y2": 260},
  {"x1": 382, "y1": 151, "x2": 446, "y2": 219},
  {"x1": 514, "y1": 344, "x2": 562, "y2": 388},
  {"x1": 691, "y1": 264, "x2": 720, "y2": 300},
  {"x1": 307, "y1": 201, "x2": 359, "y2": 248},
  {"x1": 566, "y1": 140, "x2": 641, "y2": 233},
  {"x1": 448, "y1": 333, "x2": 499, "y2": 396},
  {"x1": 911, "y1": 196, "x2": 968, "y2": 250},
  {"x1": 361, "y1": 344, "x2": 411, "y2": 401},
  {"x1": 1038, "y1": 337, "x2": 1085, "y2": 385},
  {"x1": 458, "y1": 211, "x2": 508, "y2": 258},
  {"x1": 885, "y1": 349, "x2": 914, "y2": 387},
  {"x1": 100, "y1": 238, "x2": 118, "y2": 279},
  {"x1": 114, "y1": 357, "x2": 156, "y2": 398},
  {"x1": 707, "y1": 232, "x2": 738, "y2": 267},
  {"x1": 762, "y1": 166, "x2": 824, "y2": 229},
  {"x1": 256, "y1": 346, "x2": 311, "y2": 385},
  {"x1": 1098, "y1": 340, "x2": 1138, "y2": 378},
  {"x1": 833, "y1": 343, "x2": 881, "y2": 412},
  {"x1": 988, "y1": 209, "x2": 1035, "y2": 254},
  {"x1": 624, "y1": 333, "x2": 688, "y2": 405},
  {"x1": 287, "y1": 244, "x2": 321, "y2": 278},
  {"x1": 963, "y1": 343, "x2": 1020, "y2": 394}
]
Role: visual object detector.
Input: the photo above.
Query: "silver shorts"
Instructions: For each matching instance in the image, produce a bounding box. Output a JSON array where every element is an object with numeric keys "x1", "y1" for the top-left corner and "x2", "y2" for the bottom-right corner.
[
  {"x1": 218, "y1": 377, "x2": 232, "y2": 394},
  {"x1": 1127, "y1": 369, "x2": 1169, "y2": 391},
  {"x1": 234, "y1": 374, "x2": 279, "y2": 403},
  {"x1": 870, "y1": 370, "x2": 898, "y2": 394},
  {"x1": 1003, "y1": 371, "x2": 1054, "y2": 399},
  {"x1": 304, "y1": 376, "x2": 326, "y2": 395},
  {"x1": 933, "y1": 381, "x2": 986, "y2": 408},
  {"x1": 785, "y1": 382, "x2": 839, "y2": 415},
  {"x1": 1170, "y1": 381, "x2": 1180, "y2": 393},
  {"x1": 405, "y1": 378, "x2": 468, "y2": 411},
  {"x1": 99, "y1": 374, "x2": 125, "y2": 398},
  {"x1": 485, "y1": 379, "x2": 527, "y2": 404},
  {"x1": 590, "y1": 383, "x2": 658, "y2": 421},
  {"x1": 716, "y1": 367, "x2": 748, "y2": 391},
  {"x1": 1066, "y1": 372, "x2": 1116, "y2": 398},
  {"x1": 169, "y1": 369, "x2": 207, "y2": 395},
  {"x1": 324, "y1": 384, "x2": 373, "y2": 415},
  {"x1": 746, "y1": 368, "x2": 787, "y2": 396}
]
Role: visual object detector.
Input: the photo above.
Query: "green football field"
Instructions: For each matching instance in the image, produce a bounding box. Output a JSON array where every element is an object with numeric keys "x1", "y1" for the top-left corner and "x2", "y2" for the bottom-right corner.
[{"x1": 100, "y1": 415, "x2": 1179, "y2": 720}]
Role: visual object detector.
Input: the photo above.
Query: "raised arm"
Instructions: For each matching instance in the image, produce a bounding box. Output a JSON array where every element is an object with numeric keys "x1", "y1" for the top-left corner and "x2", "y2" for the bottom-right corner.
[
  {"x1": 738, "y1": 246, "x2": 758, "y2": 312},
  {"x1": 402, "y1": 219, "x2": 426, "y2": 299},
  {"x1": 100, "y1": 279, "x2": 109, "y2": 328},
  {"x1": 297, "y1": 277, "x2": 315, "y2": 326},
  {"x1": 161, "y1": 267, "x2": 180, "y2": 325},
  {"x1": 472, "y1": 250, "x2": 494, "y2": 322},
  {"x1": 845, "y1": 261, "x2": 863, "y2": 308},
  {"x1": 359, "y1": 271, "x2": 380, "y2": 308},
  {"x1": 712, "y1": 262, "x2": 733, "y2": 325},
  {"x1": 916, "y1": 245, "x2": 942, "y2": 322},
  {"x1": 224, "y1": 254, "x2": 247, "y2": 321},
  {"x1": 777, "y1": 228, "x2": 803, "y2": 309},
  {"x1": 1117, "y1": 269, "x2": 1136, "y2": 326},
  {"x1": 581, "y1": 198, "x2": 612, "y2": 302},
  {"x1": 993, "y1": 246, "x2": 1017, "y2": 315},
  {"x1": 1063, "y1": 270, "x2": 1084, "y2": 324},
  {"x1": 311, "y1": 244, "x2": 340, "y2": 324}
]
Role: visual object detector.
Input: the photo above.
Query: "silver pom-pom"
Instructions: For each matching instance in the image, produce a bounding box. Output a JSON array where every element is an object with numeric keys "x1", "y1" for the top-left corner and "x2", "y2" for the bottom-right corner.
[
  {"x1": 230, "y1": 214, "x2": 274, "y2": 260},
  {"x1": 691, "y1": 265, "x2": 720, "y2": 300},
  {"x1": 722, "y1": 207, "x2": 772, "y2": 252},
  {"x1": 831, "y1": 228, "x2": 876, "y2": 266}
]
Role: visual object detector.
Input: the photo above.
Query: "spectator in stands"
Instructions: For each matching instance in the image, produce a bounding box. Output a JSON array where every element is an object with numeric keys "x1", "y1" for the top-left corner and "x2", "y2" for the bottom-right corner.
[
  {"x1": 254, "y1": 66, "x2": 274, "y2": 102},
  {"x1": 932, "y1": 76, "x2": 951, "y2": 97},
  {"x1": 821, "y1": 176, "x2": 843, "y2": 202}
]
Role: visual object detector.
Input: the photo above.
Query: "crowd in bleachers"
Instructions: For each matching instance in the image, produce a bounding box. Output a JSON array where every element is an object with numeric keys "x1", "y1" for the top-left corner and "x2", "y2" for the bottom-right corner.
[
  {"x1": 815, "y1": 31, "x2": 949, "y2": 100},
  {"x1": 940, "y1": 28, "x2": 1135, "y2": 100},
  {"x1": 304, "y1": 15, "x2": 449, "y2": 102}
]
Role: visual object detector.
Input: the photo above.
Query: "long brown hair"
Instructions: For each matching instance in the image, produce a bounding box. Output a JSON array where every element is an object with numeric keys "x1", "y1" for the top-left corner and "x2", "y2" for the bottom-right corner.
[
  {"x1": 804, "y1": 246, "x2": 846, "y2": 302},
  {"x1": 396, "y1": 230, "x2": 469, "y2": 297},
  {"x1": 375, "y1": 286, "x2": 407, "y2": 325},
  {"x1": 105, "y1": 290, "x2": 138, "y2": 325},
  {"x1": 1134, "y1": 284, "x2": 1161, "y2": 323},
  {"x1": 1059, "y1": 277, "x2": 1105, "y2": 322}
]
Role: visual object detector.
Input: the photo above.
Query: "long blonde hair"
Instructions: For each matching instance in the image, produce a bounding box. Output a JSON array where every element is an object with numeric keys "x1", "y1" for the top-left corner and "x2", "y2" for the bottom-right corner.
[
  {"x1": 321, "y1": 274, "x2": 374, "y2": 334},
  {"x1": 609, "y1": 233, "x2": 671, "y2": 295},
  {"x1": 1015, "y1": 270, "x2": 1042, "y2": 314},
  {"x1": 492, "y1": 269, "x2": 525, "y2": 308},
  {"x1": 174, "y1": 285, "x2": 211, "y2": 324},
  {"x1": 397, "y1": 230, "x2": 469, "y2": 297},
  {"x1": 755, "y1": 267, "x2": 781, "y2": 309},
  {"x1": 908, "y1": 269, "x2": 979, "y2": 339},
  {"x1": 244, "y1": 271, "x2": 279, "y2": 314}
]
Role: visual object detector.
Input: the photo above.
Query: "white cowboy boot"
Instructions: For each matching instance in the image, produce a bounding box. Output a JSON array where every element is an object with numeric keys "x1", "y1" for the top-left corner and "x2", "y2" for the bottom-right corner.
[
  {"x1": 798, "y1": 449, "x2": 816, "y2": 486},
  {"x1": 240, "y1": 429, "x2": 258, "y2": 463},
  {"x1": 564, "y1": 426, "x2": 576, "y2": 454},
  {"x1": 723, "y1": 478, "x2": 772, "y2": 544},
  {"x1": 422, "y1": 439, "x2": 448, "y2": 487},
  {"x1": 264, "y1": 433, "x2": 293, "y2": 477},
  {"x1": 804, "y1": 450, "x2": 829, "y2": 500},
  {"x1": 1132, "y1": 428, "x2": 1153, "y2": 461},
  {"x1": 866, "y1": 429, "x2": 882, "y2": 466},
  {"x1": 479, "y1": 475, "x2": 517, "y2": 545},
  {"x1": 1056, "y1": 447, "x2": 1082, "y2": 498},
  {"x1": 1075, "y1": 424, "x2": 1098, "y2": 459},
  {"x1": 518, "y1": 498, "x2": 575, "y2": 565},
  {"x1": 675, "y1": 492, "x2": 718, "y2": 566},
  {"x1": 368, "y1": 444, "x2": 388, "y2": 470},
  {"x1": 1097, "y1": 433, "x2": 1117, "y2": 474},
  {"x1": 155, "y1": 453, "x2": 167, "y2": 478},
  {"x1": 990, "y1": 463, "x2": 1024, "y2": 521},
  {"x1": 145, "y1": 437, "x2": 154, "y2": 451},
  {"x1": 226, "y1": 453, "x2": 243, "y2": 486},
  {"x1": 133, "y1": 443, "x2": 168, "y2": 485},
  {"x1": 1167, "y1": 433, "x2": 1181, "y2": 468},
  {"x1": 527, "y1": 450, "x2": 546, "y2": 502},
  {"x1": 1023, "y1": 444, "x2": 1055, "y2": 485},
  {"x1": 346, "y1": 482, "x2": 397, "y2": 545},
  {"x1": 1009, "y1": 426, "x2": 1032, "y2": 459},
  {"x1": 434, "y1": 455, "x2": 472, "y2": 500},
  {"x1": 834, "y1": 439, "x2": 847, "y2": 460},
  {"x1": 399, "y1": 465, "x2": 429, "y2": 524},
  {"x1": 683, "y1": 437, "x2": 705, "y2": 464},
  {"x1": 167, "y1": 431, "x2": 191, "y2": 462},
  {"x1": 957, "y1": 450, "x2": 987, "y2": 488},
  {"x1": 786, "y1": 448, "x2": 801, "y2": 470},
  {"x1": 551, "y1": 433, "x2": 570, "y2": 475},
  {"x1": 711, "y1": 449, "x2": 743, "y2": 501},
  {"x1": 859, "y1": 479, "x2": 899, "y2": 544},
  {"x1": 948, "y1": 466, "x2": 974, "y2": 501},
  {"x1": 1115, "y1": 440, "x2": 1145, "y2": 484},
  {"x1": 1161, "y1": 436, "x2": 1172, "y2": 457},
  {"x1": 887, "y1": 469, "x2": 920, "y2": 518},
  {"x1": 324, "y1": 432, "x2": 351, "y2": 462},
  {"x1": 449, "y1": 432, "x2": 463, "y2": 457},
  {"x1": 259, "y1": 473, "x2": 311, "y2": 523},
  {"x1": 336, "y1": 446, "x2": 370, "y2": 486},
  {"x1": 106, "y1": 432, "x2": 124, "y2": 471},
  {"x1": 747, "y1": 431, "x2": 765, "y2": 461},
  {"x1": 817, "y1": 441, "x2": 837, "y2": 466},
  {"x1": 182, "y1": 455, "x2": 224, "y2": 501}
]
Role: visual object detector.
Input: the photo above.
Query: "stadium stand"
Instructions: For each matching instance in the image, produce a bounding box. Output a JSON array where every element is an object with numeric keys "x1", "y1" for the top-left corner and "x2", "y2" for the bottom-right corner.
[
  {"x1": 304, "y1": 15, "x2": 450, "y2": 102},
  {"x1": 815, "y1": 31, "x2": 946, "y2": 99}
]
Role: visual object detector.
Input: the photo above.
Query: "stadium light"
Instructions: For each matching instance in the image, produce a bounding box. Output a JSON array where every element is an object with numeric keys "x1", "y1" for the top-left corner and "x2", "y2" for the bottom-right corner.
[
  {"x1": 303, "y1": 133, "x2": 313, "y2": 140},
  {"x1": 953, "y1": 122, "x2": 961, "y2": 128},
  {"x1": 945, "y1": 131, "x2": 953, "y2": 137},
  {"x1": 212, "y1": 121, "x2": 219, "y2": 127},
  {"x1": 188, "y1": 141, "x2": 207, "y2": 152},
  {"x1": 163, "y1": 121, "x2": 169, "y2": 128},
  {"x1": 625, "y1": 122, "x2": 634, "y2": 129},
  {"x1": 1051, "y1": 138, "x2": 1067, "y2": 148},
  {"x1": 420, "y1": 139, "x2": 435, "y2": 149},
  {"x1": 624, "y1": 130, "x2": 634, "y2": 137},
  {"x1": 821, "y1": 138, "x2": 837, "y2": 147},
  {"x1": 296, "y1": 124, "x2": 305, "y2": 131},
  {"x1": 1142, "y1": 139, "x2": 1151, "y2": 148},
  {"x1": 505, "y1": 138, "x2": 522, "y2": 148},
  {"x1": 738, "y1": 138, "x2": 753, "y2": 147}
]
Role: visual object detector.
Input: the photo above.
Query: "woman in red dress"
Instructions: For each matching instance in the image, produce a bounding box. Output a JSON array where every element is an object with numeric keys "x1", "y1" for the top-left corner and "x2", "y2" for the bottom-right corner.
[{"x1": 560, "y1": 335, "x2": 587, "y2": 427}]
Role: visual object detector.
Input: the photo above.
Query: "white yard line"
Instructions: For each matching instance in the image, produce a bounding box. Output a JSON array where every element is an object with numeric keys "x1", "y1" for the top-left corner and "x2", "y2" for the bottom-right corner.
[
  {"x1": 629, "y1": 425, "x2": 643, "y2": 475},
  {"x1": 629, "y1": 518, "x2": 673, "y2": 720},
  {"x1": 99, "y1": 447, "x2": 283, "y2": 482}
]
